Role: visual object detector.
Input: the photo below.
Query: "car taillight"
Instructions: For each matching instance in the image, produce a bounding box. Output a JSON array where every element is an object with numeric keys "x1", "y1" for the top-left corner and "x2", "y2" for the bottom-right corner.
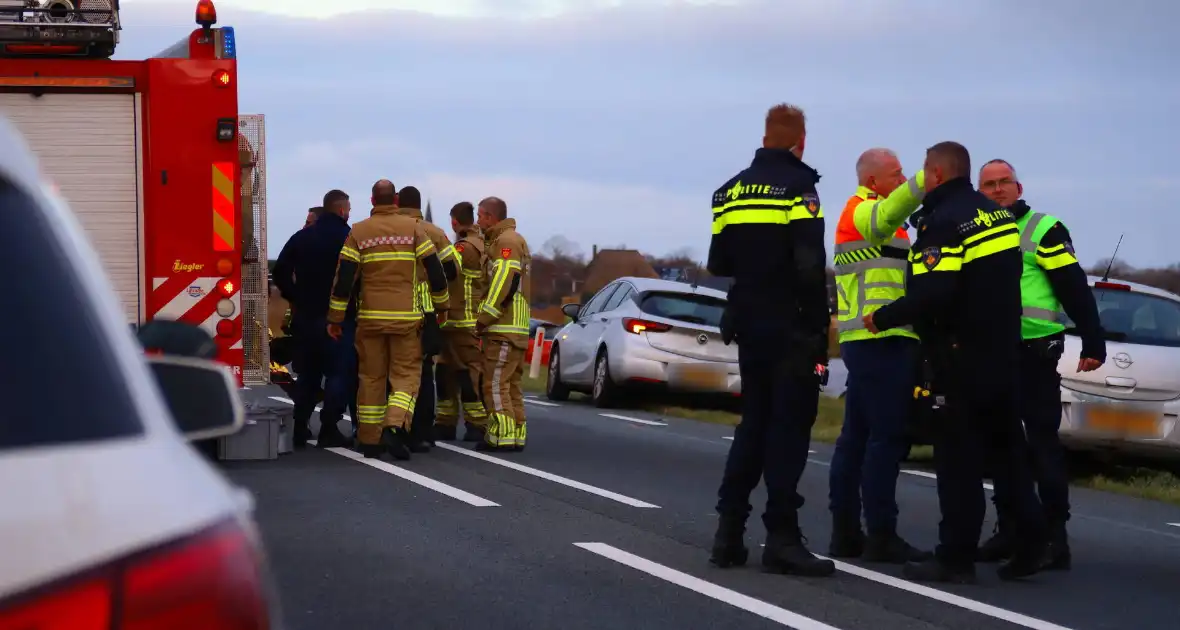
[
  {"x1": 622, "y1": 318, "x2": 672, "y2": 334},
  {"x1": 0, "y1": 520, "x2": 269, "y2": 630},
  {"x1": 1094, "y1": 281, "x2": 1131, "y2": 291}
]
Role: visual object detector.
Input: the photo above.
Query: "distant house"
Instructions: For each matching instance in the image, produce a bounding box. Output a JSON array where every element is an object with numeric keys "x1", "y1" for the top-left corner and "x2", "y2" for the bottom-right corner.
[{"x1": 582, "y1": 246, "x2": 657, "y2": 300}]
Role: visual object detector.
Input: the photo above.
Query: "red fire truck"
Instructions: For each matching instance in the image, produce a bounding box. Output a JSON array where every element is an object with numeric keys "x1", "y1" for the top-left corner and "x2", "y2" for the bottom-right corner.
[{"x1": 0, "y1": 0, "x2": 270, "y2": 386}]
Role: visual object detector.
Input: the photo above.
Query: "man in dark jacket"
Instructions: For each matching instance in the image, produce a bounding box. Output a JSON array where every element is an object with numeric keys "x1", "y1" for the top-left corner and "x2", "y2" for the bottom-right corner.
[
  {"x1": 272, "y1": 190, "x2": 357, "y2": 448},
  {"x1": 706, "y1": 103, "x2": 834, "y2": 578},
  {"x1": 868, "y1": 142, "x2": 1046, "y2": 584}
]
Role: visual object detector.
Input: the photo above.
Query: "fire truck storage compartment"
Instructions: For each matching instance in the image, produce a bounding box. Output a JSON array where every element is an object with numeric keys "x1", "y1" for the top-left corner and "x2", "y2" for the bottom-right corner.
[{"x1": 0, "y1": 91, "x2": 141, "y2": 323}]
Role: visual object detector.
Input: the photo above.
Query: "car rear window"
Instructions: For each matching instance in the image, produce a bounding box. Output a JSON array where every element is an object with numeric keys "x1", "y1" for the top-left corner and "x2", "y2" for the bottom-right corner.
[
  {"x1": 0, "y1": 175, "x2": 144, "y2": 450},
  {"x1": 639, "y1": 292, "x2": 726, "y2": 327},
  {"x1": 1063, "y1": 286, "x2": 1180, "y2": 348}
]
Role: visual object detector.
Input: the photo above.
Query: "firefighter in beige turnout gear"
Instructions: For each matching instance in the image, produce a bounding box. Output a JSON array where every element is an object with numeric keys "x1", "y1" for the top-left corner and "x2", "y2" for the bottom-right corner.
[
  {"x1": 475, "y1": 197, "x2": 532, "y2": 451},
  {"x1": 392, "y1": 186, "x2": 459, "y2": 451},
  {"x1": 436, "y1": 201, "x2": 491, "y2": 442},
  {"x1": 328, "y1": 180, "x2": 450, "y2": 461}
]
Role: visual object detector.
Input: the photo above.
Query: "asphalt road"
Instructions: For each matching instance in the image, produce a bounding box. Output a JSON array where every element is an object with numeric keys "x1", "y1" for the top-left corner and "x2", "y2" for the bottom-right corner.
[{"x1": 225, "y1": 385, "x2": 1180, "y2": 630}]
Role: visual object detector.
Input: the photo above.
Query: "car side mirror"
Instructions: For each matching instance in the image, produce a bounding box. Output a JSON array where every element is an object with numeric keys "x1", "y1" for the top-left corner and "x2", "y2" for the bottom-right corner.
[
  {"x1": 147, "y1": 354, "x2": 245, "y2": 441},
  {"x1": 561, "y1": 303, "x2": 581, "y2": 320}
]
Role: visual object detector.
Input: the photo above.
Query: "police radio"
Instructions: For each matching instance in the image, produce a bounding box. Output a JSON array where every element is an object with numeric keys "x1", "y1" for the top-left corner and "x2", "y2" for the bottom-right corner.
[{"x1": 815, "y1": 363, "x2": 829, "y2": 387}]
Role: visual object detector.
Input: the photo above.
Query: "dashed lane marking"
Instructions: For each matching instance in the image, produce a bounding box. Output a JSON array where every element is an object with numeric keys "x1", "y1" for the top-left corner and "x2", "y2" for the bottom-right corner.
[
  {"x1": 524, "y1": 398, "x2": 561, "y2": 407},
  {"x1": 434, "y1": 442, "x2": 660, "y2": 508},
  {"x1": 1168, "y1": 523, "x2": 1180, "y2": 528},
  {"x1": 599, "y1": 413, "x2": 667, "y2": 427},
  {"x1": 323, "y1": 446, "x2": 499, "y2": 507},
  {"x1": 720, "y1": 437, "x2": 817, "y2": 455},
  {"x1": 575, "y1": 543, "x2": 844, "y2": 629}
]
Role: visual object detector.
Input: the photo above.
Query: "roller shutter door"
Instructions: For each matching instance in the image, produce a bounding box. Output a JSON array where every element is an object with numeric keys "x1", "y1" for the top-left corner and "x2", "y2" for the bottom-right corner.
[{"x1": 0, "y1": 92, "x2": 140, "y2": 322}]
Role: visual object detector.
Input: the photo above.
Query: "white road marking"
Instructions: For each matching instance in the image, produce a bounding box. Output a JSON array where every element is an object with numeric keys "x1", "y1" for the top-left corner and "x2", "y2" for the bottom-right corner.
[
  {"x1": 902, "y1": 469, "x2": 993, "y2": 491},
  {"x1": 434, "y1": 443, "x2": 660, "y2": 508},
  {"x1": 575, "y1": 543, "x2": 843, "y2": 629},
  {"x1": 599, "y1": 413, "x2": 667, "y2": 426},
  {"x1": 268, "y1": 396, "x2": 351, "y2": 421},
  {"x1": 1168, "y1": 523, "x2": 1180, "y2": 528},
  {"x1": 524, "y1": 398, "x2": 561, "y2": 407},
  {"x1": 817, "y1": 554, "x2": 1075, "y2": 630},
  {"x1": 322, "y1": 446, "x2": 499, "y2": 507}
]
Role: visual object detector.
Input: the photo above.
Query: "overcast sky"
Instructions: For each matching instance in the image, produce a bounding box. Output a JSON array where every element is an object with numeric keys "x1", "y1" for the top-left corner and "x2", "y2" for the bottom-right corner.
[{"x1": 119, "y1": 0, "x2": 1177, "y2": 267}]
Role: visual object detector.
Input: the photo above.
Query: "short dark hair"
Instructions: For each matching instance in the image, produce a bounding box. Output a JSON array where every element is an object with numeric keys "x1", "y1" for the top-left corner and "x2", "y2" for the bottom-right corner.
[
  {"x1": 371, "y1": 179, "x2": 396, "y2": 205},
  {"x1": 450, "y1": 201, "x2": 475, "y2": 225},
  {"x1": 478, "y1": 196, "x2": 508, "y2": 220},
  {"x1": 398, "y1": 186, "x2": 422, "y2": 208},
  {"x1": 926, "y1": 141, "x2": 971, "y2": 179},
  {"x1": 308, "y1": 206, "x2": 323, "y2": 216},
  {"x1": 323, "y1": 189, "x2": 349, "y2": 211}
]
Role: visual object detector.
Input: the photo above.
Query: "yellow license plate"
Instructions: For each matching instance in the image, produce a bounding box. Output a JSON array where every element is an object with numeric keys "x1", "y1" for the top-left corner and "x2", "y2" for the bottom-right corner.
[
  {"x1": 677, "y1": 365, "x2": 726, "y2": 390},
  {"x1": 1085, "y1": 408, "x2": 1159, "y2": 437}
]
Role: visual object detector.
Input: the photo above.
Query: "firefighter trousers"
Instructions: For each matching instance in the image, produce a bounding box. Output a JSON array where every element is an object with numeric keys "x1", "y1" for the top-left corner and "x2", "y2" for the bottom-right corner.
[
  {"x1": 355, "y1": 325, "x2": 423, "y2": 446},
  {"x1": 437, "y1": 327, "x2": 488, "y2": 428},
  {"x1": 482, "y1": 335, "x2": 527, "y2": 448}
]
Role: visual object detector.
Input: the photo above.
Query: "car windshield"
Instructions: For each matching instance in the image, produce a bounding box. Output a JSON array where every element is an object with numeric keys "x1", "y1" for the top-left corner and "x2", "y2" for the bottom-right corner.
[
  {"x1": 1063, "y1": 286, "x2": 1180, "y2": 348},
  {"x1": 639, "y1": 292, "x2": 726, "y2": 327}
]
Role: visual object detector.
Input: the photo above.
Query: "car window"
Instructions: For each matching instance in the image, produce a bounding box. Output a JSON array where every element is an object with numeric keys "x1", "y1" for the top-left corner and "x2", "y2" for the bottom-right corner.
[
  {"x1": 1063, "y1": 287, "x2": 1180, "y2": 347},
  {"x1": 602, "y1": 284, "x2": 633, "y2": 312},
  {"x1": 639, "y1": 291, "x2": 727, "y2": 327},
  {"x1": 581, "y1": 284, "x2": 620, "y2": 318},
  {"x1": 0, "y1": 175, "x2": 144, "y2": 450}
]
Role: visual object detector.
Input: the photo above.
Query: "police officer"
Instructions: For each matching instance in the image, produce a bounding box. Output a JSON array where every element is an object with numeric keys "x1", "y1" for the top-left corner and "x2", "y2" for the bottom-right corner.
[
  {"x1": 866, "y1": 142, "x2": 1046, "y2": 583},
  {"x1": 707, "y1": 103, "x2": 834, "y2": 577},
  {"x1": 976, "y1": 158, "x2": 1105, "y2": 570},
  {"x1": 435, "y1": 201, "x2": 491, "y2": 442},
  {"x1": 393, "y1": 185, "x2": 460, "y2": 452},
  {"x1": 304, "y1": 206, "x2": 322, "y2": 229},
  {"x1": 271, "y1": 191, "x2": 355, "y2": 449},
  {"x1": 475, "y1": 196, "x2": 532, "y2": 452},
  {"x1": 327, "y1": 180, "x2": 450, "y2": 460},
  {"x1": 828, "y1": 148, "x2": 929, "y2": 563}
]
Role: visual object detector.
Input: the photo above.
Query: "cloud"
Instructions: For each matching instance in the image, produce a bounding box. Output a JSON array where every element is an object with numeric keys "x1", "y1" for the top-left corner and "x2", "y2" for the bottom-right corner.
[{"x1": 115, "y1": 0, "x2": 1179, "y2": 266}]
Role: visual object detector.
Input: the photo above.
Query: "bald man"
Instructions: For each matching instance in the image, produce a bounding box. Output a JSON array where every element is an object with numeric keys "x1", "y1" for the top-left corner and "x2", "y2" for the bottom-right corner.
[
  {"x1": 976, "y1": 159, "x2": 1104, "y2": 570},
  {"x1": 828, "y1": 149, "x2": 928, "y2": 564},
  {"x1": 867, "y1": 141, "x2": 1046, "y2": 583}
]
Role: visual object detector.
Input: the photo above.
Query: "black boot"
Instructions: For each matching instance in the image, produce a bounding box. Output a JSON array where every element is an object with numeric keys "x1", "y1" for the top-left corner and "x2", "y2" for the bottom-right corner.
[
  {"x1": 709, "y1": 515, "x2": 749, "y2": 568},
  {"x1": 434, "y1": 424, "x2": 458, "y2": 442},
  {"x1": 903, "y1": 557, "x2": 977, "y2": 584},
  {"x1": 1041, "y1": 521, "x2": 1071, "y2": 571},
  {"x1": 863, "y1": 530, "x2": 932, "y2": 564},
  {"x1": 976, "y1": 523, "x2": 1014, "y2": 563},
  {"x1": 762, "y1": 519, "x2": 836, "y2": 577},
  {"x1": 293, "y1": 421, "x2": 312, "y2": 449},
  {"x1": 382, "y1": 428, "x2": 411, "y2": 461},
  {"x1": 998, "y1": 542, "x2": 1046, "y2": 581},
  {"x1": 828, "y1": 513, "x2": 865, "y2": 558},
  {"x1": 315, "y1": 421, "x2": 349, "y2": 449},
  {"x1": 463, "y1": 424, "x2": 486, "y2": 442}
]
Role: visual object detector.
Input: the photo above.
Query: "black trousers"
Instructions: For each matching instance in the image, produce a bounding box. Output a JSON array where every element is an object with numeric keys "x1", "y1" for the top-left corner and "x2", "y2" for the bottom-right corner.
[
  {"x1": 932, "y1": 361, "x2": 1046, "y2": 566},
  {"x1": 411, "y1": 357, "x2": 436, "y2": 440},
  {"x1": 992, "y1": 338, "x2": 1070, "y2": 528},
  {"x1": 716, "y1": 322, "x2": 819, "y2": 532}
]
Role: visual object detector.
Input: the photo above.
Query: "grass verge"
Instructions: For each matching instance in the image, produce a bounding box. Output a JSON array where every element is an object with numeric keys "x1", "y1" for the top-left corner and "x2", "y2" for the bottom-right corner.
[{"x1": 521, "y1": 372, "x2": 1180, "y2": 505}]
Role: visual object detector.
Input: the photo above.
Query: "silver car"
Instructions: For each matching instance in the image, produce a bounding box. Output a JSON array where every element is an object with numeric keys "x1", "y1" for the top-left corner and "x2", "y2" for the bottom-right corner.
[
  {"x1": 545, "y1": 276, "x2": 740, "y2": 406},
  {"x1": 1059, "y1": 276, "x2": 1180, "y2": 459}
]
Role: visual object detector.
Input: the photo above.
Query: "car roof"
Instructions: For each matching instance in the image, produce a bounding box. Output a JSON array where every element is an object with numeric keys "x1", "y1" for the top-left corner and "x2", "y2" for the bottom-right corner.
[
  {"x1": 614, "y1": 276, "x2": 728, "y2": 300},
  {"x1": 1085, "y1": 275, "x2": 1180, "y2": 302},
  {"x1": 0, "y1": 116, "x2": 48, "y2": 198}
]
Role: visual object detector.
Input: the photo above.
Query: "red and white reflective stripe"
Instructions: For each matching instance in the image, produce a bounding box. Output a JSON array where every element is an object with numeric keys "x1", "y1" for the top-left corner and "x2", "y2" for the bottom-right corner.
[
  {"x1": 359, "y1": 235, "x2": 413, "y2": 248},
  {"x1": 151, "y1": 276, "x2": 242, "y2": 349}
]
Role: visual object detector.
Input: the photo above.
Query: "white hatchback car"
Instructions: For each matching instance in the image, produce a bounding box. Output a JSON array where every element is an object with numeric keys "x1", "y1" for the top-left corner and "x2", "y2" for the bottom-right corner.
[
  {"x1": 0, "y1": 119, "x2": 281, "y2": 627},
  {"x1": 1059, "y1": 276, "x2": 1180, "y2": 459},
  {"x1": 546, "y1": 276, "x2": 740, "y2": 407}
]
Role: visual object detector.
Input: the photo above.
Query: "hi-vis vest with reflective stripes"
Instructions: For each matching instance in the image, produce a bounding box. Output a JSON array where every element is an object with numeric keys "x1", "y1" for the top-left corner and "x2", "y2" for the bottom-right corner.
[
  {"x1": 833, "y1": 173, "x2": 926, "y2": 343},
  {"x1": 1016, "y1": 211, "x2": 1068, "y2": 340}
]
